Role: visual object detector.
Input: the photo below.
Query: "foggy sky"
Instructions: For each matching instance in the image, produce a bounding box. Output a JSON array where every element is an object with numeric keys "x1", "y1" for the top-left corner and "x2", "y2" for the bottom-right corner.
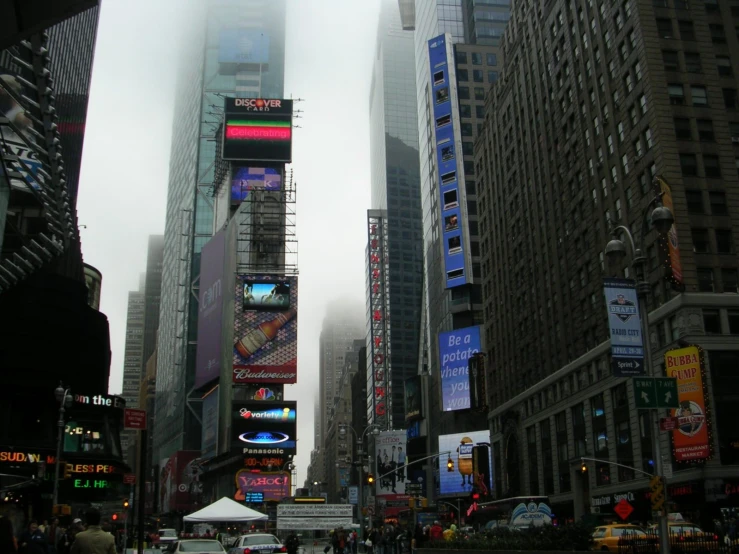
[{"x1": 76, "y1": 0, "x2": 381, "y2": 486}]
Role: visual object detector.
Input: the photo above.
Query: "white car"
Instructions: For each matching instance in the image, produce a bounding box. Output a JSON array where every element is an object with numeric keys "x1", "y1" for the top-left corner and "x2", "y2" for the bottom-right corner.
[
  {"x1": 158, "y1": 529, "x2": 179, "y2": 546},
  {"x1": 171, "y1": 540, "x2": 227, "y2": 553},
  {"x1": 228, "y1": 533, "x2": 287, "y2": 554}
]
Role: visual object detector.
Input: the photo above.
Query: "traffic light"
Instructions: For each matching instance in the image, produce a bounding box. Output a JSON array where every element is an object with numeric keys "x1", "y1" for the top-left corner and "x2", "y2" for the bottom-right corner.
[
  {"x1": 63, "y1": 463, "x2": 73, "y2": 480},
  {"x1": 123, "y1": 499, "x2": 130, "y2": 509},
  {"x1": 111, "y1": 514, "x2": 118, "y2": 522},
  {"x1": 446, "y1": 457, "x2": 454, "y2": 472},
  {"x1": 409, "y1": 498, "x2": 416, "y2": 509},
  {"x1": 367, "y1": 474, "x2": 375, "y2": 485},
  {"x1": 580, "y1": 460, "x2": 588, "y2": 474}
]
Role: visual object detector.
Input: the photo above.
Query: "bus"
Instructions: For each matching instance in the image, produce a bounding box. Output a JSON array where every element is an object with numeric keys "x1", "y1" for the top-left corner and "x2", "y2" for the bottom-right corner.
[{"x1": 468, "y1": 496, "x2": 553, "y2": 530}]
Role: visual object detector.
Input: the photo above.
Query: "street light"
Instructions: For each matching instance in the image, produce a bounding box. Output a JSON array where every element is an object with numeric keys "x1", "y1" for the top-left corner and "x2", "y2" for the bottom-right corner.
[
  {"x1": 603, "y1": 186, "x2": 673, "y2": 554},
  {"x1": 52, "y1": 383, "x2": 72, "y2": 510},
  {"x1": 338, "y1": 423, "x2": 380, "y2": 533}
]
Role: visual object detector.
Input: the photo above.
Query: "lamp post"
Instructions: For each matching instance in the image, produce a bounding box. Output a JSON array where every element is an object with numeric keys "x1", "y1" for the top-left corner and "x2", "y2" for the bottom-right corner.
[
  {"x1": 52, "y1": 383, "x2": 72, "y2": 510},
  {"x1": 603, "y1": 187, "x2": 674, "y2": 554},
  {"x1": 338, "y1": 423, "x2": 381, "y2": 534}
]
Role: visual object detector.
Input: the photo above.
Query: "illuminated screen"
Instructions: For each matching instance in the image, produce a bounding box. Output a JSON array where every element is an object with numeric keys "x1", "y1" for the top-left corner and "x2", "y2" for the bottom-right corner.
[
  {"x1": 231, "y1": 401, "x2": 297, "y2": 455},
  {"x1": 231, "y1": 167, "x2": 282, "y2": 202},
  {"x1": 438, "y1": 430, "x2": 492, "y2": 496},
  {"x1": 222, "y1": 98, "x2": 293, "y2": 162},
  {"x1": 243, "y1": 280, "x2": 291, "y2": 311}
]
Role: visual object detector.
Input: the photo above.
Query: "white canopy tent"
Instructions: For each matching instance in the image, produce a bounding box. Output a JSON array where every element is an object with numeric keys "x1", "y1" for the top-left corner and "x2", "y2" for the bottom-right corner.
[{"x1": 183, "y1": 497, "x2": 268, "y2": 522}]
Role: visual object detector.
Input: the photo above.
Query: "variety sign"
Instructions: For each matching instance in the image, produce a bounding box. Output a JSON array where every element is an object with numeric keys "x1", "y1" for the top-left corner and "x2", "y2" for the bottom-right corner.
[
  {"x1": 665, "y1": 346, "x2": 710, "y2": 461},
  {"x1": 438, "y1": 326, "x2": 481, "y2": 411},
  {"x1": 367, "y1": 212, "x2": 391, "y2": 427},
  {"x1": 231, "y1": 401, "x2": 297, "y2": 456},
  {"x1": 222, "y1": 98, "x2": 293, "y2": 163},
  {"x1": 195, "y1": 230, "x2": 226, "y2": 389},
  {"x1": 603, "y1": 278, "x2": 645, "y2": 376},
  {"x1": 438, "y1": 430, "x2": 492, "y2": 496}
]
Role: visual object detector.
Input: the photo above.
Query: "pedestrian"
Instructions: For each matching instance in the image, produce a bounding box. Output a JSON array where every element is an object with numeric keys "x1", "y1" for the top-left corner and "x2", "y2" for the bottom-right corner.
[
  {"x1": 351, "y1": 530, "x2": 358, "y2": 554},
  {"x1": 0, "y1": 515, "x2": 18, "y2": 552},
  {"x1": 286, "y1": 531, "x2": 300, "y2": 554},
  {"x1": 19, "y1": 520, "x2": 49, "y2": 554},
  {"x1": 46, "y1": 518, "x2": 62, "y2": 553},
  {"x1": 413, "y1": 524, "x2": 424, "y2": 551},
  {"x1": 428, "y1": 521, "x2": 443, "y2": 542},
  {"x1": 68, "y1": 508, "x2": 115, "y2": 554}
]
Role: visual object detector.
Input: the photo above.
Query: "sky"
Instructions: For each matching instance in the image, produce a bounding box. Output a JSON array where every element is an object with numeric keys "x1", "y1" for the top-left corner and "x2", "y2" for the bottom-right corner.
[{"x1": 76, "y1": 0, "x2": 382, "y2": 486}]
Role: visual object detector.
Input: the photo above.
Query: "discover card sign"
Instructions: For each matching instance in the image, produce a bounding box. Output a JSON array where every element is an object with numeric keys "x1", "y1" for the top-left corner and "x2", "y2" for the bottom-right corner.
[{"x1": 438, "y1": 326, "x2": 481, "y2": 411}]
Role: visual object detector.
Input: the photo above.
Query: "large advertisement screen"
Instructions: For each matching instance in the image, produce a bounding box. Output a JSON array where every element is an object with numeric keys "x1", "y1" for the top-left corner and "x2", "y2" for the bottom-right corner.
[
  {"x1": 438, "y1": 326, "x2": 481, "y2": 411},
  {"x1": 665, "y1": 346, "x2": 710, "y2": 462},
  {"x1": 428, "y1": 35, "x2": 469, "y2": 288},
  {"x1": 233, "y1": 275, "x2": 298, "y2": 384},
  {"x1": 219, "y1": 29, "x2": 270, "y2": 64},
  {"x1": 223, "y1": 98, "x2": 293, "y2": 163},
  {"x1": 235, "y1": 470, "x2": 290, "y2": 503},
  {"x1": 438, "y1": 431, "x2": 492, "y2": 496},
  {"x1": 375, "y1": 430, "x2": 410, "y2": 517},
  {"x1": 231, "y1": 166, "x2": 282, "y2": 202},
  {"x1": 195, "y1": 230, "x2": 226, "y2": 389},
  {"x1": 231, "y1": 401, "x2": 297, "y2": 457}
]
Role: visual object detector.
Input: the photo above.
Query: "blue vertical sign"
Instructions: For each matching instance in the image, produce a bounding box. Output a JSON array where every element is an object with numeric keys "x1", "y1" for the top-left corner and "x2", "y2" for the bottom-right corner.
[
  {"x1": 603, "y1": 278, "x2": 645, "y2": 376},
  {"x1": 428, "y1": 34, "x2": 469, "y2": 288},
  {"x1": 438, "y1": 326, "x2": 481, "y2": 411}
]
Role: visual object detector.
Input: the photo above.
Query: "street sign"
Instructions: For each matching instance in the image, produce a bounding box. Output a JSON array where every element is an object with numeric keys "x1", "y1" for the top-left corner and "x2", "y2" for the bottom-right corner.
[
  {"x1": 123, "y1": 474, "x2": 136, "y2": 485},
  {"x1": 348, "y1": 486, "x2": 358, "y2": 505},
  {"x1": 659, "y1": 417, "x2": 679, "y2": 431},
  {"x1": 124, "y1": 408, "x2": 147, "y2": 430},
  {"x1": 633, "y1": 377, "x2": 679, "y2": 409},
  {"x1": 650, "y1": 476, "x2": 665, "y2": 513},
  {"x1": 614, "y1": 498, "x2": 634, "y2": 520}
]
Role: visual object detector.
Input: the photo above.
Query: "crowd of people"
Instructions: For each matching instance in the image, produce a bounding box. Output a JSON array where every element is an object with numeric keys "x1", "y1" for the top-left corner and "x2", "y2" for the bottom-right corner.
[
  {"x1": 0, "y1": 509, "x2": 117, "y2": 554},
  {"x1": 354, "y1": 520, "x2": 460, "y2": 554}
]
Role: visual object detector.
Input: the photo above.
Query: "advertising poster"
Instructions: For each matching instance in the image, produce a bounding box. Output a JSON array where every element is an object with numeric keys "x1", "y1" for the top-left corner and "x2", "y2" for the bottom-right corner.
[
  {"x1": 438, "y1": 326, "x2": 481, "y2": 411},
  {"x1": 195, "y1": 230, "x2": 226, "y2": 389},
  {"x1": 375, "y1": 430, "x2": 410, "y2": 517},
  {"x1": 655, "y1": 176, "x2": 684, "y2": 290},
  {"x1": 218, "y1": 28, "x2": 270, "y2": 64},
  {"x1": 159, "y1": 451, "x2": 202, "y2": 513},
  {"x1": 235, "y1": 470, "x2": 290, "y2": 502},
  {"x1": 201, "y1": 389, "x2": 219, "y2": 460},
  {"x1": 665, "y1": 346, "x2": 710, "y2": 461},
  {"x1": 231, "y1": 166, "x2": 282, "y2": 202},
  {"x1": 231, "y1": 401, "x2": 297, "y2": 457},
  {"x1": 428, "y1": 35, "x2": 469, "y2": 288},
  {"x1": 603, "y1": 278, "x2": 645, "y2": 377},
  {"x1": 438, "y1": 430, "x2": 493, "y2": 496},
  {"x1": 233, "y1": 275, "x2": 298, "y2": 384},
  {"x1": 404, "y1": 376, "x2": 422, "y2": 421},
  {"x1": 222, "y1": 97, "x2": 293, "y2": 163}
]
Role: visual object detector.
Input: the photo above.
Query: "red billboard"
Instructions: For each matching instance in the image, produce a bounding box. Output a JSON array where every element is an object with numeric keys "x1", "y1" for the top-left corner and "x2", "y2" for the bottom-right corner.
[{"x1": 159, "y1": 451, "x2": 202, "y2": 513}]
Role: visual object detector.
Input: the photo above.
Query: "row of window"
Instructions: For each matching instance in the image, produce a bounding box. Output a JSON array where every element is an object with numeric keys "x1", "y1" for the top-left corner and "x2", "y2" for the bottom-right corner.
[
  {"x1": 691, "y1": 227, "x2": 734, "y2": 254},
  {"x1": 455, "y1": 51, "x2": 498, "y2": 67},
  {"x1": 656, "y1": 17, "x2": 729, "y2": 43},
  {"x1": 457, "y1": 68, "x2": 500, "y2": 84},
  {"x1": 663, "y1": 50, "x2": 734, "y2": 76}
]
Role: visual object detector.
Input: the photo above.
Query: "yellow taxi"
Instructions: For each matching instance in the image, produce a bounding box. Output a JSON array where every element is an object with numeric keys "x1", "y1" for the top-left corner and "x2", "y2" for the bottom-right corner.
[{"x1": 592, "y1": 524, "x2": 649, "y2": 552}]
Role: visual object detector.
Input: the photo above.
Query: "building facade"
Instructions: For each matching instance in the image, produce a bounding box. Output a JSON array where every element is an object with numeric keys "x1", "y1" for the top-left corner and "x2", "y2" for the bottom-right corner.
[
  {"x1": 142, "y1": 235, "x2": 164, "y2": 372},
  {"x1": 121, "y1": 275, "x2": 145, "y2": 463},
  {"x1": 476, "y1": 0, "x2": 739, "y2": 524}
]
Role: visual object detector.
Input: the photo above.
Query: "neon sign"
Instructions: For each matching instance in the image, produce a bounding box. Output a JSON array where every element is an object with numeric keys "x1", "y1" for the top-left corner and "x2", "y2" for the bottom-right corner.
[{"x1": 367, "y1": 212, "x2": 390, "y2": 426}]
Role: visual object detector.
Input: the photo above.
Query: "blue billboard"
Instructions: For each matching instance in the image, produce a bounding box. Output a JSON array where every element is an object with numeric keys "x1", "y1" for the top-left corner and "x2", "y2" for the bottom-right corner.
[
  {"x1": 428, "y1": 34, "x2": 469, "y2": 288},
  {"x1": 439, "y1": 326, "x2": 481, "y2": 411},
  {"x1": 603, "y1": 278, "x2": 645, "y2": 377},
  {"x1": 219, "y1": 29, "x2": 270, "y2": 64},
  {"x1": 438, "y1": 430, "x2": 493, "y2": 496}
]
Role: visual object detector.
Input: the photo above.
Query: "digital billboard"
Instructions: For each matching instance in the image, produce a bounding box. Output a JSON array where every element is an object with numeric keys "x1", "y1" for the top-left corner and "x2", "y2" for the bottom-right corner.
[
  {"x1": 428, "y1": 35, "x2": 470, "y2": 288},
  {"x1": 195, "y1": 230, "x2": 226, "y2": 389},
  {"x1": 438, "y1": 430, "x2": 492, "y2": 496},
  {"x1": 233, "y1": 275, "x2": 298, "y2": 384},
  {"x1": 438, "y1": 326, "x2": 481, "y2": 411},
  {"x1": 219, "y1": 29, "x2": 270, "y2": 64},
  {"x1": 235, "y1": 470, "x2": 290, "y2": 503},
  {"x1": 231, "y1": 401, "x2": 297, "y2": 457},
  {"x1": 404, "y1": 376, "x2": 422, "y2": 422},
  {"x1": 231, "y1": 166, "x2": 282, "y2": 202},
  {"x1": 223, "y1": 98, "x2": 293, "y2": 163}
]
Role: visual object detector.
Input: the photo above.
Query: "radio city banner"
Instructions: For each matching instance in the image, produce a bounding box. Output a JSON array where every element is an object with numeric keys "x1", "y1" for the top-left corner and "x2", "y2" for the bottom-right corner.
[
  {"x1": 375, "y1": 431, "x2": 410, "y2": 516},
  {"x1": 665, "y1": 346, "x2": 710, "y2": 462},
  {"x1": 235, "y1": 470, "x2": 290, "y2": 502},
  {"x1": 438, "y1": 326, "x2": 481, "y2": 411},
  {"x1": 222, "y1": 97, "x2": 293, "y2": 163},
  {"x1": 231, "y1": 401, "x2": 297, "y2": 457},
  {"x1": 233, "y1": 275, "x2": 298, "y2": 384},
  {"x1": 195, "y1": 230, "x2": 226, "y2": 390},
  {"x1": 603, "y1": 278, "x2": 645, "y2": 377}
]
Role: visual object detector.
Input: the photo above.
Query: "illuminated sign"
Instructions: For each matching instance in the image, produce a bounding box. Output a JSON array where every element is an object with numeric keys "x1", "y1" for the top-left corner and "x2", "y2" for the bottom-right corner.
[
  {"x1": 231, "y1": 167, "x2": 282, "y2": 202},
  {"x1": 232, "y1": 401, "x2": 297, "y2": 455},
  {"x1": 238, "y1": 406, "x2": 295, "y2": 421},
  {"x1": 235, "y1": 470, "x2": 290, "y2": 502},
  {"x1": 367, "y1": 211, "x2": 390, "y2": 427},
  {"x1": 74, "y1": 394, "x2": 125, "y2": 409},
  {"x1": 655, "y1": 176, "x2": 684, "y2": 291},
  {"x1": 438, "y1": 326, "x2": 481, "y2": 411},
  {"x1": 223, "y1": 98, "x2": 293, "y2": 162},
  {"x1": 67, "y1": 464, "x2": 119, "y2": 474},
  {"x1": 0, "y1": 451, "x2": 54, "y2": 464},
  {"x1": 74, "y1": 479, "x2": 113, "y2": 489}
]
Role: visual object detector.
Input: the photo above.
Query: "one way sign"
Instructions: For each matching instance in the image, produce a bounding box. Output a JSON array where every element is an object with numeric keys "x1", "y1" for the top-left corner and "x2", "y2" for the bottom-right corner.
[{"x1": 633, "y1": 377, "x2": 679, "y2": 409}]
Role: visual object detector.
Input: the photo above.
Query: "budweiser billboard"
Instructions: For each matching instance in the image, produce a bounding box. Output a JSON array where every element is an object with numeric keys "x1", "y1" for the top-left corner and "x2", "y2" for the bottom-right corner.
[{"x1": 233, "y1": 367, "x2": 298, "y2": 383}]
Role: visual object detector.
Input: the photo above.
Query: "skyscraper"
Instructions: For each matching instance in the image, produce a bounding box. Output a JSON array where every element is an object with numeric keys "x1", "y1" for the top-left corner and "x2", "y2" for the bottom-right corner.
[
  {"x1": 155, "y1": 0, "x2": 287, "y2": 463},
  {"x1": 477, "y1": 0, "x2": 739, "y2": 518},
  {"x1": 121, "y1": 274, "x2": 145, "y2": 463},
  {"x1": 142, "y1": 235, "x2": 164, "y2": 371}
]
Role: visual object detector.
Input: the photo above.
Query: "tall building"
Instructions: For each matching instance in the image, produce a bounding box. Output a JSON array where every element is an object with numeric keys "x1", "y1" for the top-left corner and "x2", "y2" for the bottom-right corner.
[
  {"x1": 477, "y1": 0, "x2": 739, "y2": 523},
  {"x1": 142, "y1": 234, "x2": 164, "y2": 370},
  {"x1": 121, "y1": 274, "x2": 145, "y2": 463},
  {"x1": 366, "y1": 0, "x2": 424, "y2": 431},
  {"x1": 155, "y1": 0, "x2": 287, "y2": 464}
]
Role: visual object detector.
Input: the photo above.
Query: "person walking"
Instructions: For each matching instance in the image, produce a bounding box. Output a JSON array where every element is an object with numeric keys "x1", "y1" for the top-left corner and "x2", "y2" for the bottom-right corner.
[
  {"x1": 69, "y1": 509, "x2": 115, "y2": 554},
  {"x1": 0, "y1": 516, "x2": 18, "y2": 552},
  {"x1": 19, "y1": 520, "x2": 48, "y2": 554},
  {"x1": 285, "y1": 531, "x2": 300, "y2": 554}
]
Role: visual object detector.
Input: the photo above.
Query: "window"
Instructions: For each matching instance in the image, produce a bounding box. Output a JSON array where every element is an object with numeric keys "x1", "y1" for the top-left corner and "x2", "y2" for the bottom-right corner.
[
  {"x1": 675, "y1": 0, "x2": 689, "y2": 9},
  {"x1": 608, "y1": 134, "x2": 614, "y2": 154},
  {"x1": 710, "y1": 24, "x2": 727, "y2": 43},
  {"x1": 461, "y1": 123, "x2": 473, "y2": 136},
  {"x1": 456, "y1": 51, "x2": 468, "y2": 64},
  {"x1": 476, "y1": 105, "x2": 485, "y2": 119},
  {"x1": 657, "y1": 18, "x2": 673, "y2": 38},
  {"x1": 699, "y1": 269, "x2": 715, "y2": 292},
  {"x1": 458, "y1": 86, "x2": 470, "y2": 100},
  {"x1": 691, "y1": 85, "x2": 708, "y2": 106},
  {"x1": 472, "y1": 69, "x2": 484, "y2": 82},
  {"x1": 680, "y1": 153, "x2": 698, "y2": 175},
  {"x1": 674, "y1": 117, "x2": 692, "y2": 139},
  {"x1": 620, "y1": 41, "x2": 629, "y2": 61},
  {"x1": 679, "y1": 20, "x2": 696, "y2": 40},
  {"x1": 625, "y1": 73, "x2": 634, "y2": 93},
  {"x1": 698, "y1": 119, "x2": 714, "y2": 141},
  {"x1": 716, "y1": 229, "x2": 733, "y2": 253},
  {"x1": 703, "y1": 308, "x2": 721, "y2": 331},
  {"x1": 730, "y1": 122, "x2": 739, "y2": 140},
  {"x1": 723, "y1": 88, "x2": 737, "y2": 109},
  {"x1": 634, "y1": 138, "x2": 644, "y2": 158},
  {"x1": 668, "y1": 84, "x2": 685, "y2": 105},
  {"x1": 685, "y1": 52, "x2": 702, "y2": 73},
  {"x1": 471, "y1": 52, "x2": 483, "y2": 65},
  {"x1": 460, "y1": 104, "x2": 472, "y2": 118},
  {"x1": 488, "y1": 71, "x2": 498, "y2": 83},
  {"x1": 486, "y1": 53, "x2": 497, "y2": 66},
  {"x1": 639, "y1": 95, "x2": 648, "y2": 115},
  {"x1": 635, "y1": 62, "x2": 644, "y2": 82},
  {"x1": 663, "y1": 50, "x2": 679, "y2": 71},
  {"x1": 458, "y1": 69, "x2": 469, "y2": 81},
  {"x1": 705, "y1": 154, "x2": 721, "y2": 177},
  {"x1": 717, "y1": 56, "x2": 733, "y2": 78},
  {"x1": 618, "y1": 122, "x2": 626, "y2": 142},
  {"x1": 729, "y1": 312, "x2": 739, "y2": 335},
  {"x1": 686, "y1": 190, "x2": 704, "y2": 213},
  {"x1": 705, "y1": 0, "x2": 719, "y2": 11},
  {"x1": 722, "y1": 269, "x2": 739, "y2": 292},
  {"x1": 462, "y1": 141, "x2": 474, "y2": 156},
  {"x1": 710, "y1": 191, "x2": 728, "y2": 215},
  {"x1": 692, "y1": 228, "x2": 710, "y2": 252}
]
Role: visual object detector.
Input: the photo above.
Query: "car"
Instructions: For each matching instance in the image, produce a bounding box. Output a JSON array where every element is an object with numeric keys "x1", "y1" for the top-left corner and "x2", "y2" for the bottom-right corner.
[
  {"x1": 228, "y1": 533, "x2": 287, "y2": 554},
  {"x1": 591, "y1": 524, "x2": 649, "y2": 552},
  {"x1": 646, "y1": 523, "x2": 720, "y2": 553},
  {"x1": 157, "y1": 529, "x2": 180, "y2": 547},
  {"x1": 168, "y1": 540, "x2": 227, "y2": 553}
]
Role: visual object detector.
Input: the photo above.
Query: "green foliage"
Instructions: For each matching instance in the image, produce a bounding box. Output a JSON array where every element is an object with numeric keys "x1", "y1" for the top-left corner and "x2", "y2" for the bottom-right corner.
[{"x1": 424, "y1": 523, "x2": 594, "y2": 551}]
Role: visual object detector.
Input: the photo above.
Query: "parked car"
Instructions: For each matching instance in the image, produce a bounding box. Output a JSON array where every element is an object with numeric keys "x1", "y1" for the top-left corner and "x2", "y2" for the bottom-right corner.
[
  {"x1": 156, "y1": 529, "x2": 180, "y2": 548},
  {"x1": 646, "y1": 523, "x2": 720, "y2": 553},
  {"x1": 591, "y1": 524, "x2": 649, "y2": 552},
  {"x1": 228, "y1": 533, "x2": 287, "y2": 554},
  {"x1": 169, "y1": 539, "x2": 227, "y2": 553}
]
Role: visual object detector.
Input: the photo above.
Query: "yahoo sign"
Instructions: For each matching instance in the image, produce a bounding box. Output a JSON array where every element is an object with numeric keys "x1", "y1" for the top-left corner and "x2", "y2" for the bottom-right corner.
[{"x1": 438, "y1": 326, "x2": 481, "y2": 411}]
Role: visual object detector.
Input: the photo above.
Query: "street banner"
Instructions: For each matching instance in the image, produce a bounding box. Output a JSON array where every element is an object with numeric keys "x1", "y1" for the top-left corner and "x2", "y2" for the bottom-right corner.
[
  {"x1": 277, "y1": 505, "x2": 352, "y2": 517},
  {"x1": 603, "y1": 278, "x2": 645, "y2": 376}
]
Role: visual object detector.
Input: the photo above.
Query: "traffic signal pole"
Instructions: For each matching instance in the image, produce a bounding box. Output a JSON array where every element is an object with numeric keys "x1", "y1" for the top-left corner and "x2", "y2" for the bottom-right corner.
[{"x1": 137, "y1": 428, "x2": 147, "y2": 554}]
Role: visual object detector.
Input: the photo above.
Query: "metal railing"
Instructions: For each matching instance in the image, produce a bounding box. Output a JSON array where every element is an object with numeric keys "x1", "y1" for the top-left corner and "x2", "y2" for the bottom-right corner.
[{"x1": 617, "y1": 531, "x2": 738, "y2": 554}]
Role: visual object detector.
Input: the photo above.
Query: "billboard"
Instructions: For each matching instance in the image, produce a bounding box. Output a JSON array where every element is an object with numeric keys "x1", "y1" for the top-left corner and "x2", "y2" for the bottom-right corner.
[
  {"x1": 665, "y1": 346, "x2": 711, "y2": 462},
  {"x1": 231, "y1": 401, "x2": 297, "y2": 457},
  {"x1": 438, "y1": 430, "x2": 492, "y2": 496},
  {"x1": 201, "y1": 389, "x2": 219, "y2": 460},
  {"x1": 404, "y1": 376, "x2": 422, "y2": 422},
  {"x1": 219, "y1": 29, "x2": 270, "y2": 64},
  {"x1": 233, "y1": 275, "x2": 298, "y2": 384},
  {"x1": 159, "y1": 451, "x2": 202, "y2": 513},
  {"x1": 428, "y1": 35, "x2": 470, "y2": 288},
  {"x1": 231, "y1": 166, "x2": 282, "y2": 202},
  {"x1": 603, "y1": 278, "x2": 645, "y2": 377},
  {"x1": 375, "y1": 430, "x2": 410, "y2": 517},
  {"x1": 655, "y1": 176, "x2": 684, "y2": 291},
  {"x1": 223, "y1": 98, "x2": 293, "y2": 163},
  {"x1": 438, "y1": 326, "x2": 481, "y2": 411},
  {"x1": 195, "y1": 230, "x2": 226, "y2": 389},
  {"x1": 235, "y1": 470, "x2": 290, "y2": 502}
]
